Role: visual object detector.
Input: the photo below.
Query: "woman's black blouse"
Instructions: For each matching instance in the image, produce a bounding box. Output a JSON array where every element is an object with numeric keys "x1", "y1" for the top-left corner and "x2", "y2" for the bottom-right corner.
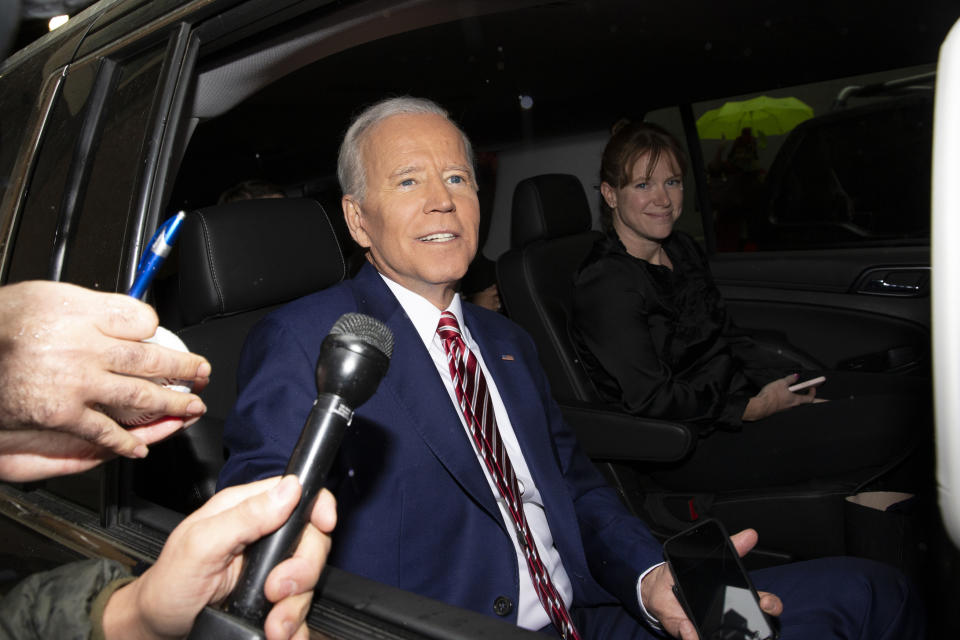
[{"x1": 571, "y1": 231, "x2": 761, "y2": 432}]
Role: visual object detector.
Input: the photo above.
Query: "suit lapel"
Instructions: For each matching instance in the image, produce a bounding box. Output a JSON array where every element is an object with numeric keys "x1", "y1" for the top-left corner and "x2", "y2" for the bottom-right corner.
[
  {"x1": 349, "y1": 265, "x2": 501, "y2": 520},
  {"x1": 465, "y1": 306, "x2": 592, "y2": 574},
  {"x1": 467, "y1": 307, "x2": 557, "y2": 480}
]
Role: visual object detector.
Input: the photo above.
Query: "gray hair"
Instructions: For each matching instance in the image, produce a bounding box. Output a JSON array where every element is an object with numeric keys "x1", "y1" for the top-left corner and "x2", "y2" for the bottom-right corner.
[{"x1": 337, "y1": 96, "x2": 476, "y2": 201}]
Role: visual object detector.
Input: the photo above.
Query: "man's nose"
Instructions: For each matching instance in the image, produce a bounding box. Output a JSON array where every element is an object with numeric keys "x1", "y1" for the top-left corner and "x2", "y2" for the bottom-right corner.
[{"x1": 424, "y1": 177, "x2": 456, "y2": 213}]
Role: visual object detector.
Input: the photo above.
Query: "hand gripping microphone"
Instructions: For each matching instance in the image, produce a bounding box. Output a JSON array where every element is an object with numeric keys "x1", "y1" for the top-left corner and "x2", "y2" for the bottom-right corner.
[{"x1": 221, "y1": 312, "x2": 394, "y2": 627}]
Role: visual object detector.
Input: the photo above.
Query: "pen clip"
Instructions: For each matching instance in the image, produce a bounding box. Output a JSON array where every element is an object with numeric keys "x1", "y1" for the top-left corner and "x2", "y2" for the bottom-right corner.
[
  {"x1": 128, "y1": 211, "x2": 187, "y2": 299},
  {"x1": 137, "y1": 211, "x2": 187, "y2": 273}
]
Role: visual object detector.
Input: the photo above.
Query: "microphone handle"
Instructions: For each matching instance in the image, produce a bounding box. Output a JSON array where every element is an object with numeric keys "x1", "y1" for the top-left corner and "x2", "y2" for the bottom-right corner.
[{"x1": 222, "y1": 393, "x2": 352, "y2": 625}]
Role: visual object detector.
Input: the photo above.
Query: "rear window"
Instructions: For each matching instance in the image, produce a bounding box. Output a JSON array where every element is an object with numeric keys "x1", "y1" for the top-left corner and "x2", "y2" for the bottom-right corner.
[
  {"x1": 647, "y1": 65, "x2": 935, "y2": 253},
  {"x1": 764, "y1": 94, "x2": 931, "y2": 247}
]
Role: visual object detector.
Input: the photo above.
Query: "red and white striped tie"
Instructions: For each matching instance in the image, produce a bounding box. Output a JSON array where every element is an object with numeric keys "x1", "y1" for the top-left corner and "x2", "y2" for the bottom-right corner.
[{"x1": 437, "y1": 311, "x2": 581, "y2": 640}]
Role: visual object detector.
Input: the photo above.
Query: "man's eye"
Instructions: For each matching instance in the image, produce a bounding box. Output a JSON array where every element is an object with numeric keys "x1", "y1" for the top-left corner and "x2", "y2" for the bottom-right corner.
[
  {"x1": 448, "y1": 175, "x2": 465, "y2": 184},
  {"x1": 399, "y1": 178, "x2": 415, "y2": 187}
]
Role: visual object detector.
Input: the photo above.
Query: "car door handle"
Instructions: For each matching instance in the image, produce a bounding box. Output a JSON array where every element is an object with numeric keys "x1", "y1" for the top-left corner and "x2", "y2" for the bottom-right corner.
[{"x1": 855, "y1": 268, "x2": 929, "y2": 297}]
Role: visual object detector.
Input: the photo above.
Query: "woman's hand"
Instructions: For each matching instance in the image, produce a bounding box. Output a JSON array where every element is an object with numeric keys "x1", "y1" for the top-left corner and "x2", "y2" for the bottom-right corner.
[{"x1": 743, "y1": 373, "x2": 823, "y2": 421}]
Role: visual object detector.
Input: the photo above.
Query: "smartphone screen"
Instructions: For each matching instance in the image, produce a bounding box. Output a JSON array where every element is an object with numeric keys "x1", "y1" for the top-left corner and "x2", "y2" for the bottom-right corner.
[{"x1": 663, "y1": 519, "x2": 779, "y2": 640}]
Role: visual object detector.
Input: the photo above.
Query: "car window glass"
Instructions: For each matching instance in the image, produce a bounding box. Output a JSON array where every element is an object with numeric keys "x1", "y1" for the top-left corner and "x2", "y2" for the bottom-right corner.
[
  {"x1": 0, "y1": 56, "x2": 48, "y2": 229},
  {"x1": 0, "y1": 101, "x2": 20, "y2": 214},
  {"x1": 5, "y1": 64, "x2": 96, "y2": 283},
  {"x1": 8, "y1": 42, "x2": 168, "y2": 291},
  {"x1": 62, "y1": 44, "x2": 168, "y2": 290},
  {"x1": 675, "y1": 64, "x2": 934, "y2": 253}
]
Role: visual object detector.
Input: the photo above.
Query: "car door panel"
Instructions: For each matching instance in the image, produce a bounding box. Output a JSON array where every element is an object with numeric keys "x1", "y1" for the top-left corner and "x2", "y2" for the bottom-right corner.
[{"x1": 711, "y1": 248, "x2": 930, "y2": 370}]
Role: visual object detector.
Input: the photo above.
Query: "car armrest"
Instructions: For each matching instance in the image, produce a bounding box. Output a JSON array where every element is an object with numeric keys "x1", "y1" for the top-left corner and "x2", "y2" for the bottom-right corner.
[{"x1": 559, "y1": 402, "x2": 694, "y2": 462}]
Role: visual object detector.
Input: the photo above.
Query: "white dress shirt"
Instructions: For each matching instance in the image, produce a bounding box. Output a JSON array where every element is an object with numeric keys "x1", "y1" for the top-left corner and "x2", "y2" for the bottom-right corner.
[{"x1": 381, "y1": 275, "x2": 573, "y2": 631}]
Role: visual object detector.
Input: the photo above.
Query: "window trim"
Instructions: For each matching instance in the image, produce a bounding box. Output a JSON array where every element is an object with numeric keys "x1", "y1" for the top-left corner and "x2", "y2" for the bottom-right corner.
[{"x1": 48, "y1": 57, "x2": 119, "y2": 282}]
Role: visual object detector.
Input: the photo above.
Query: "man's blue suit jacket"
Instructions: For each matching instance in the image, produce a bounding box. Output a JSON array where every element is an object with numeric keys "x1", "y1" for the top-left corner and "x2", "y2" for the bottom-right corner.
[{"x1": 218, "y1": 263, "x2": 662, "y2": 624}]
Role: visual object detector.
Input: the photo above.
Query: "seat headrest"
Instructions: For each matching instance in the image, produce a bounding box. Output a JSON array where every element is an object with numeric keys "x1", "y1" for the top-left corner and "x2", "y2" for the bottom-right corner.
[
  {"x1": 178, "y1": 198, "x2": 345, "y2": 325},
  {"x1": 511, "y1": 173, "x2": 592, "y2": 248}
]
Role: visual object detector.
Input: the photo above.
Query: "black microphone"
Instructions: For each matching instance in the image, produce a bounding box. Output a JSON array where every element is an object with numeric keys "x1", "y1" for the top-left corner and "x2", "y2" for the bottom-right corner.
[{"x1": 221, "y1": 312, "x2": 394, "y2": 626}]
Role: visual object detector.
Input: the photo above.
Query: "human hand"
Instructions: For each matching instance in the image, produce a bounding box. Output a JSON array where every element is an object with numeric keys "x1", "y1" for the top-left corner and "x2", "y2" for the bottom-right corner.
[
  {"x1": 0, "y1": 418, "x2": 191, "y2": 482},
  {"x1": 641, "y1": 528, "x2": 782, "y2": 639},
  {"x1": 468, "y1": 284, "x2": 501, "y2": 312},
  {"x1": 0, "y1": 281, "x2": 210, "y2": 480},
  {"x1": 742, "y1": 373, "x2": 820, "y2": 421},
  {"x1": 103, "y1": 475, "x2": 337, "y2": 640}
]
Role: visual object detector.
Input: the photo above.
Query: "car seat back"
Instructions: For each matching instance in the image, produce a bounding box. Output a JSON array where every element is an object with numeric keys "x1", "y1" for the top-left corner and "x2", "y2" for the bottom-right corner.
[
  {"x1": 137, "y1": 198, "x2": 345, "y2": 512},
  {"x1": 496, "y1": 173, "x2": 603, "y2": 403}
]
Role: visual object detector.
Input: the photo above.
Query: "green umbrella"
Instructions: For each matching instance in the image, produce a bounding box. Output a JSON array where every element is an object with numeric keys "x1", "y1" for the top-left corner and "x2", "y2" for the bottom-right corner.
[{"x1": 696, "y1": 95, "x2": 814, "y2": 140}]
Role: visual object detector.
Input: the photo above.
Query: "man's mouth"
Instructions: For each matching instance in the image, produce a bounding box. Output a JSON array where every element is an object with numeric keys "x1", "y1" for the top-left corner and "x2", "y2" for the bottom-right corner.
[{"x1": 418, "y1": 232, "x2": 457, "y2": 242}]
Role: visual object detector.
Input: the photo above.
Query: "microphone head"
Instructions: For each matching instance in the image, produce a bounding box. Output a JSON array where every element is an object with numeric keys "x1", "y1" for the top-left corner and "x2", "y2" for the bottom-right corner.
[
  {"x1": 329, "y1": 312, "x2": 394, "y2": 359},
  {"x1": 316, "y1": 313, "x2": 394, "y2": 407}
]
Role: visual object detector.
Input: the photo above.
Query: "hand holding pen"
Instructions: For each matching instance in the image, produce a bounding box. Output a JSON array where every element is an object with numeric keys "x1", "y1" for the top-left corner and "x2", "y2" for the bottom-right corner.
[{"x1": 102, "y1": 210, "x2": 203, "y2": 428}]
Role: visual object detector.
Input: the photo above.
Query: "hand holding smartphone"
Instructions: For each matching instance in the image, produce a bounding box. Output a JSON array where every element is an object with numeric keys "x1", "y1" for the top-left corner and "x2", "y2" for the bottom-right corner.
[
  {"x1": 788, "y1": 375, "x2": 826, "y2": 393},
  {"x1": 663, "y1": 519, "x2": 779, "y2": 640}
]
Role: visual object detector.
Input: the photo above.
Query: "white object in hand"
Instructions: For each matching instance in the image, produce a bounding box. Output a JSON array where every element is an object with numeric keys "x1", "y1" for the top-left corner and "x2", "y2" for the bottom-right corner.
[
  {"x1": 788, "y1": 375, "x2": 826, "y2": 393},
  {"x1": 106, "y1": 326, "x2": 193, "y2": 426}
]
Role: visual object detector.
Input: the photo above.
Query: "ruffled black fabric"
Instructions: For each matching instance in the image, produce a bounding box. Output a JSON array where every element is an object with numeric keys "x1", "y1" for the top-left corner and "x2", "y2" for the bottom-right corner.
[{"x1": 571, "y1": 231, "x2": 763, "y2": 433}]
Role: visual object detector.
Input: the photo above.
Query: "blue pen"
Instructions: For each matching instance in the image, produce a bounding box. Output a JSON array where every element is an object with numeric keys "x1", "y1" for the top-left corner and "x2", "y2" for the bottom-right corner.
[{"x1": 128, "y1": 211, "x2": 187, "y2": 300}]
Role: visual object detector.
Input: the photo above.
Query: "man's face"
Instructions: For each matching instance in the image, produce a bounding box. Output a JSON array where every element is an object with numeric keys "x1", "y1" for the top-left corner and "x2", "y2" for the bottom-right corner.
[{"x1": 343, "y1": 113, "x2": 480, "y2": 309}]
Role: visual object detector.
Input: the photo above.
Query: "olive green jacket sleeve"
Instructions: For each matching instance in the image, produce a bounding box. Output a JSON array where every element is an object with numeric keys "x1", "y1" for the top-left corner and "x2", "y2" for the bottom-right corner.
[{"x1": 0, "y1": 558, "x2": 134, "y2": 640}]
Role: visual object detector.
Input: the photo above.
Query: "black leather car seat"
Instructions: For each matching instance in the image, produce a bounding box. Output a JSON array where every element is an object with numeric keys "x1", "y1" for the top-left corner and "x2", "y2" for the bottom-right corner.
[
  {"x1": 135, "y1": 198, "x2": 345, "y2": 514},
  {"x1": 498, "y1": 173, "x2": 605, "y2": 403}
]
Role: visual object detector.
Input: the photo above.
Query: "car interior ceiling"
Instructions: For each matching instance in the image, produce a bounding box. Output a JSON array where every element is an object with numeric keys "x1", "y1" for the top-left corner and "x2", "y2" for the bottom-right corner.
[
  {"x1": 165, "y1": 0, "x2": 959, "y2": 218},
  {"x1": 190, "y1": 0, "x2": 957, "y2": 131},
  {"x1": 189, "y1": 0, "x2": 547, "y2": 120}
]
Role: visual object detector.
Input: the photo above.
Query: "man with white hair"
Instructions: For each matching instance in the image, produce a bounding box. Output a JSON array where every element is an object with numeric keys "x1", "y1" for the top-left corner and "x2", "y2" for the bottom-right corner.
[{"x1": 219, "y1": 96, "x2": 924, "y2": 639}]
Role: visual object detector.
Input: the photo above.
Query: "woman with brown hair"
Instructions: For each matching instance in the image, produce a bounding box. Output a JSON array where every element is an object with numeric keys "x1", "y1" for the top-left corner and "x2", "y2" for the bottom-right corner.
[{"x1": 570, "y1": 120, "x2": 926, "y2": 491}]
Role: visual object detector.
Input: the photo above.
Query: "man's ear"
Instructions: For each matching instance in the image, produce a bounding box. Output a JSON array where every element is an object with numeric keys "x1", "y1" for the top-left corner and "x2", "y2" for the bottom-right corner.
[
  {"x1": 342, "y1": 195, "x2": 371, "y2": 248},
  {"x1": 599, "y1": 182, "x2": 618, "y2": 211}
]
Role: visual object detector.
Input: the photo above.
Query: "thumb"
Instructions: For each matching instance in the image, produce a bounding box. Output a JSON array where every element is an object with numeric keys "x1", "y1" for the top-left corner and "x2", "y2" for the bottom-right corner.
[
  {"x1": 729, "y1": 528, "x2": 759, "y2": 558},
  {"x1": 188, "y1": 476, "x2": 303, "y2": 562}
]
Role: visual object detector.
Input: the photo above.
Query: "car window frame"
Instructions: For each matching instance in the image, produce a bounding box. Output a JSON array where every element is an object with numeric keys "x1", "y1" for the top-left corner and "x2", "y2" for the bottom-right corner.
[{"x1": 1, "y1": 28, "x2": 199, "y2": 530}]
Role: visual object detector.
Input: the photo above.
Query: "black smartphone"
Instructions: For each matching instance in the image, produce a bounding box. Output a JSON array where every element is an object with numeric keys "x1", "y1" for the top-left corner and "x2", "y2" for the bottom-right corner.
[{"x1": 662, "y1": 519, "x2": 779, "y2": 640}]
